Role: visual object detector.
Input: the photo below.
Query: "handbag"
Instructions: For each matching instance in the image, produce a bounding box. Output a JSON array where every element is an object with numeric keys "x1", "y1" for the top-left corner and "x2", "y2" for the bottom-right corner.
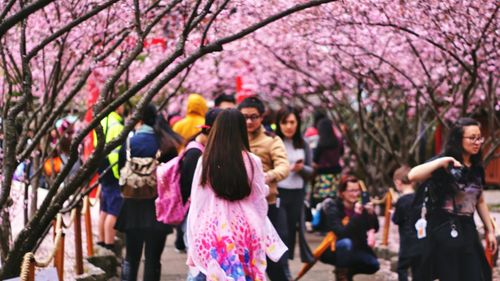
[{"x1": 119, "y1": 138, "x2": 160, "y2": 199}]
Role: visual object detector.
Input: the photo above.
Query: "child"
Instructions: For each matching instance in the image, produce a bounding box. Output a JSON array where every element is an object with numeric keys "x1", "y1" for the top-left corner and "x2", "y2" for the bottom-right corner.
[
  {"x1": 392, "y1": 165, "x2": 421, "y2": 281},
  {"x1": 186, "y1": 109, "x2": 287, "y2": 281}
]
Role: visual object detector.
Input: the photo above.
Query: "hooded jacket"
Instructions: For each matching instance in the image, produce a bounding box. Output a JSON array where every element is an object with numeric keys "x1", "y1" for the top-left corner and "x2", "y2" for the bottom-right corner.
[{"x1": 173, "y1": 94, "x2": 208, "y2": 141}]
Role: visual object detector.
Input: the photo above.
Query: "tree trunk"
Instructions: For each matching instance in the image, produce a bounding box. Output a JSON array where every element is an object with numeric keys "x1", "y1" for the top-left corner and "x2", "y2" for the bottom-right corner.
[
  {"x1": 30, "y1": 152, "x2": 40, "y2": 219},
  {"x1": 0, "y1": 115, "x2": 18, "y2": 263}
]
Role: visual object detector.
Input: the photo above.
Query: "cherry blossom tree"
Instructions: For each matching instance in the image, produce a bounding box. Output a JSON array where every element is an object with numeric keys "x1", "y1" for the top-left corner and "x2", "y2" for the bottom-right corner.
[
  {"x1": 0, "y1": 0, "x2": 337, "y2": 277},
  {"x1": 180, "y1": 0, "x2": 499, "y2": 190}
]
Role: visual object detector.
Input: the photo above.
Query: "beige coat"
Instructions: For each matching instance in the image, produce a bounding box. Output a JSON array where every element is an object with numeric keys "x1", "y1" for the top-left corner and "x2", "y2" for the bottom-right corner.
[{"x1": 249, "y1": 127, "x2": 289, "y2": 204}]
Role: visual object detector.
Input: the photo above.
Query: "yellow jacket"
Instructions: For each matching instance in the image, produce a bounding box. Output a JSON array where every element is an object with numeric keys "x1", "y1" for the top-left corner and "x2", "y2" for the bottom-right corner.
[
  {"x1": 93, "y1": 111, "x2": 124, "y2": 180},
  {"x1": 249, "y1": 127, "x2": 289, "y2": 204},
  {"x1": 173, "y1": 94, "x2": 208, "y2": 141}
]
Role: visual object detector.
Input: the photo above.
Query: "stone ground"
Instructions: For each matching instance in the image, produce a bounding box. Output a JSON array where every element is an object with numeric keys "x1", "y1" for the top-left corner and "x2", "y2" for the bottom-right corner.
[
  {"x1": 148, "y1": 230, "x2": 398, "y2": 281},
  {"x1": 148, "y1": 225, "x2": 500, "y2": 281},
  {"x1": 9, "y1": 182, "x2": 500, "y2": 281}
]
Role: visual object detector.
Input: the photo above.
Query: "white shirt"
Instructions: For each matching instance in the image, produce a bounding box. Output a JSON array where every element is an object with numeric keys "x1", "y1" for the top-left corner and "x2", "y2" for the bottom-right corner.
[{"x1": 278, "y1": 139, "x2": 305, "y2": 189}]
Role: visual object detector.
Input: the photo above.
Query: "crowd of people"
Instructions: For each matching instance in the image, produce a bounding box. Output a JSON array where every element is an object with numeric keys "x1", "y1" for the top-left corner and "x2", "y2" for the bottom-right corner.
[
  {"x1": 7, "y1": 93, "x2": 496, "y2": 281},
  {"x1": 91, "y1": 94, "x2": 496, "y2": 281}
]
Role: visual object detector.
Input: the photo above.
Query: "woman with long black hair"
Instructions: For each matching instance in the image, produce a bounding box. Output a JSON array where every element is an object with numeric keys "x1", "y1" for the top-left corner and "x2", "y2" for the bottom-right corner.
[
  {"x1": 408, "y1": 117, "x2": 497, "y2": 281},
  {"x1": 312, "y1": 118, "x2": 344, "y2": 206},
  {"x1": 186, "y1": 109, "x2": 286, "y2": 280},
  {"x1": 275, "y1": 106, "x2": 314, "y2": 264}
]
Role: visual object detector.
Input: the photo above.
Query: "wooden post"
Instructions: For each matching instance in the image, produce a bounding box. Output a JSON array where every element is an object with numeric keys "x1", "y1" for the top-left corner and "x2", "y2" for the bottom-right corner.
[
  {"x1": 28, "y1": 259, "x2": 35, "y2": 281},
  {"x1": 23, "y1": 255, "x2": 35, "y2": 281},
  {"x1": 74, "y1": 205, "x2": 84, "y2": 275},
  {"x1": 52, "y1": 219, "x2": 57, "y2": 240},
  {"x1": 55, "y1": 233, "x2": 65, "y2": 281},
  {"x1": 84, "y1": 196, "x2": 94, "y2": 256},
  {"x1": 382, "y1": 191, "x2": 392, "y2": 246}
]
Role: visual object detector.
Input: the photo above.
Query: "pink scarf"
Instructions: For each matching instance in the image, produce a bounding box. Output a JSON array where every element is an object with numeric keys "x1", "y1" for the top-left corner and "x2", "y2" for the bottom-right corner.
[{"x1": 186, "y1": 152, "x2": 287, "y2": 281}]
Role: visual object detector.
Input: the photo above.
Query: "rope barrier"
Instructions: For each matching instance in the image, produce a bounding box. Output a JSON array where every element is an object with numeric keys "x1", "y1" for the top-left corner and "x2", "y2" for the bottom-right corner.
[
  {"x1": 18, "y1": 214, "x2": 65, "y2": 280},
  {"x1": 16, "y1": 160, "x2": 109, "y2": 279},
  {"x1": 19, "y1": 253, "x2": 34, "y2": 281},
  {"x1": 88, "y1": 189, "x2": 100, "y2": 207},
  {"x1": 37, "y1": 216, "x2": 64, "y2": 268},
  {"x1": 60, "y1": 209, "x2": 77, "y2": 229}
]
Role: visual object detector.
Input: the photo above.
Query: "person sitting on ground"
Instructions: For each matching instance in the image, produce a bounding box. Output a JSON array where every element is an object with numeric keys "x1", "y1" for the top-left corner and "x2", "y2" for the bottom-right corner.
[{"x1": 320, "y1": 174, "x2": 380, "y2": 281}]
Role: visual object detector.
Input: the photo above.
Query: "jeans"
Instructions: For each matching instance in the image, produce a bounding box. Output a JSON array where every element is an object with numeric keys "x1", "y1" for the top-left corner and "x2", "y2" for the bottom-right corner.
[
  {"x1": 278, "y1": 188, "x2": 305, "y2": 260},
  {"x1": 320, "y1": 238, "x2": 380, "y2": 278},
  {"x1": 266, "y1": 204, "x2": 292, "y2": 281},
  {"x1": 335, "y1": 238, "x2": 379, "y2": 275}
]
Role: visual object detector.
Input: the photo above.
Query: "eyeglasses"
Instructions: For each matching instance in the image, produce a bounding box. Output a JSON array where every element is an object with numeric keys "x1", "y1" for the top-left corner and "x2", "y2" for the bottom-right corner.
[
  {"x1": 345, "y1": 189, "x2": 361, "y2": 193},
  {"x1": 463, "y1": 136, "x2": 485, "y2": 144},
  {"x1": 243, "y1": 114, "x2": 261, "y2": 121}
]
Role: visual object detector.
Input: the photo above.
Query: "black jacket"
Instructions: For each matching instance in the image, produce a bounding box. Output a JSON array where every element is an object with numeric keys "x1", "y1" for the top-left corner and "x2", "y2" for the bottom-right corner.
[{"x1": 324, "y1": 198, "x2": 379, "y2": 251}]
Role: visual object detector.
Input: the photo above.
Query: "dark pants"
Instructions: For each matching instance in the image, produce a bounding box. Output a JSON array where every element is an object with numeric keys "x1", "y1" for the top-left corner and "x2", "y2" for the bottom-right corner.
[
  {"x1": 418, "y1": 212, "x2": 491, "y2": 281},
  {"x1": 266, "y1": 203, "x2": 292, "y2": 281},
  {"x1": 397, "y1": 255, "x2": 420, "y2": 281},
  {"x1": 320, "y1": 238, "x2": 379, "y2": 279},
  {"x1": 124, "y1": 229, "x2": 167, "y2": 281},
  {"x1": 174, "y1": 224, "x2": 186, "y2": 250},
  {"x1": 278, "y1": 188, "x2": 304, "y2": 259},
  {"x1": 433, "y1": 231, "x2": 486, "y2": 281}
]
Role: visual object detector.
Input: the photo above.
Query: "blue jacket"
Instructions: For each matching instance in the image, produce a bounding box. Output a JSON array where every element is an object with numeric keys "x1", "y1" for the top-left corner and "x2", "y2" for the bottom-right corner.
[{"x1": 119, "y1": 125, "x2": 159, "y2": 169}]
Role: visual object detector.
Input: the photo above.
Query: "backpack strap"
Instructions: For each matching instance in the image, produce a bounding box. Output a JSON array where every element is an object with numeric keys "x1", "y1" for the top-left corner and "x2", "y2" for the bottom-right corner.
[
  {"x1": 420, "y1": 185, "x2": 429, "y2": 220},
  {"x1": 126, "y1": 137, "x2": 131, "y2": 161},
  {"x1": 181, "y1": 141, "x2": 204, "y2": 158}
]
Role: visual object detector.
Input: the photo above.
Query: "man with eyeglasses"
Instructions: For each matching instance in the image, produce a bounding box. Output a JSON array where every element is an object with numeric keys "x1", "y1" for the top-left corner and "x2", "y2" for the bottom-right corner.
[{"x1": 238, "y1": 96, "x2": 292, "y2": 281}]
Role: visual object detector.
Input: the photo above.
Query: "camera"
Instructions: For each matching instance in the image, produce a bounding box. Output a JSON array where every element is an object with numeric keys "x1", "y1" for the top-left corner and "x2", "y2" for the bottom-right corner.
[{"x1": 448, "y1": 163, "x2": 465, "y2": 183}]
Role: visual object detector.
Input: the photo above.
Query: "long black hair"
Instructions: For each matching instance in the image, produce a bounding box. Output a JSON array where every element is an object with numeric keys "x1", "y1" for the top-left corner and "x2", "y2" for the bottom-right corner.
[
  {"x1": 154, "y1": 112, "x2": 183, "y2": 163},
  {"x1": 275, "y1": 106, "x2": 304, "y2": 149},
  {"x1": 201, "y1": 109, "x2": 252, "y2": 201},
  {"x1": 443, "y1": 117, "x2": 483, "y2": 168},
  {"x1": 316, "y1": 118, "x2": 338, "y2": 149}
]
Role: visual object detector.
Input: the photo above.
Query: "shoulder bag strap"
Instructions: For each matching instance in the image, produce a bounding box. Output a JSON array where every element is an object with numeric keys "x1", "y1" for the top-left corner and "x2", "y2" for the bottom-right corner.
[{"x1": 126, "y1": 137, "x2": 131, "y2": 161}]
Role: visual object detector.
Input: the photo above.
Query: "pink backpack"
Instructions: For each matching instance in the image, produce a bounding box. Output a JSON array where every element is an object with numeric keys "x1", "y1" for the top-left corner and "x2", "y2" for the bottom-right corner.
[{"x1": 156, "y1": 141, "x2": 204, "y2": 225}]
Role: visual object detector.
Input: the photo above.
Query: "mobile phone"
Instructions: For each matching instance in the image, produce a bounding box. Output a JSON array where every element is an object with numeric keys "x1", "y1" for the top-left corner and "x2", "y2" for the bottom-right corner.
[{"x1": 361, "y1": 191, "x2": 370, "y2": 205}]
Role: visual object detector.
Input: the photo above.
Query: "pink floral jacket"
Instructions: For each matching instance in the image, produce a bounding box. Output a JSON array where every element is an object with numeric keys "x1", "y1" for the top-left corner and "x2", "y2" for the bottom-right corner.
[{"x1": 186, "y1": 152, "x2": 287, "y2": 281}]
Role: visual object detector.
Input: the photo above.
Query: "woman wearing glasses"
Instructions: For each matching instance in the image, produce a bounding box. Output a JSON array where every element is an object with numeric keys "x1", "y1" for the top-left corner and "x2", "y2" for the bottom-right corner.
[
  {"x1": 319, "y1": 175, "x2": 380, "y2": 281},
  {"x1": 408, "y1": 117, "x2": 496, "y2": 281}
]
